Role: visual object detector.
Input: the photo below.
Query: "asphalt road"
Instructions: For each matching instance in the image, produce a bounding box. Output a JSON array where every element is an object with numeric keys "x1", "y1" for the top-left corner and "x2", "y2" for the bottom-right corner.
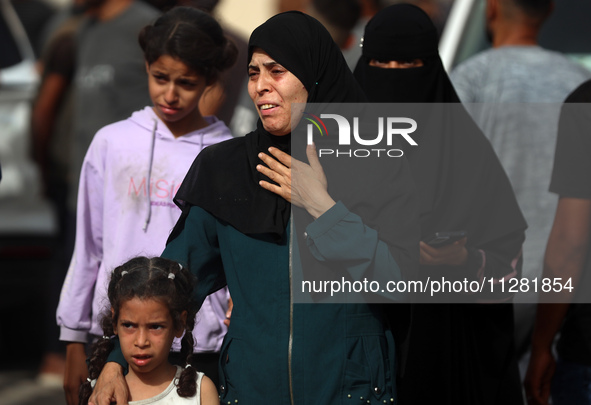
[
  {"x1": 0, "y1": 368, "x2": 65, "y2": 405},
  {"x1": 0, "y1": 234, "x2": 66, "y2": 405}
]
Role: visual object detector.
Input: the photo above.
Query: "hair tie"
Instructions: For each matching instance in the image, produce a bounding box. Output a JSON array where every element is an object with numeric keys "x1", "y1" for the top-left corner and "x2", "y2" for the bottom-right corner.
[
  {"x1": 168, "y1": 273, "x2": 175, "y2": 280},
  {"x1": 102, "y1": 335, "x2": 110, "y2": 340},
  {"x1": 178, "y1": 263, "x2": 183, "y2": 271},
  {"x1": 121, "y1": 271, "x2": 128, "y2": 276},
  {"x1": 185, "y1": 364, "x2": 192, "y2": 369},
  {"x1": 87, "y1": 378, "x2": 96, "y2": 388}
]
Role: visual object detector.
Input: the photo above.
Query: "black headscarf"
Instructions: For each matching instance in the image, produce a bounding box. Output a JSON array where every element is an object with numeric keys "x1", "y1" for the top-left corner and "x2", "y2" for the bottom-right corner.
[
  {"x1": 353, "y1": 5, "x2": 527, "y2": 404},
  {"x1": 248, "y1": 11, "x2": 367, "y2": 105},
  {"x1": 171, "y1": 11, "x2": 367, "y2": 238}
]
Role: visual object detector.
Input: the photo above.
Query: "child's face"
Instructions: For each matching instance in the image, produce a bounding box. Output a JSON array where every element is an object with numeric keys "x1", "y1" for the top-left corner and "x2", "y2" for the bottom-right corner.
[
  {"x1": 114, "y1": 297, "x2": 185, "y2": 377},
  {"x1": 147, "y1": 55, "x2": 207, "y2": 134}
]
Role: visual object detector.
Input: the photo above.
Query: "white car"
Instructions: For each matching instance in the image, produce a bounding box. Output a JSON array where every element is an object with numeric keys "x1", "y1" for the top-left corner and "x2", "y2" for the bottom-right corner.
[{"x1": 0, "y1": 0, "x2": 56, "y2": 235}]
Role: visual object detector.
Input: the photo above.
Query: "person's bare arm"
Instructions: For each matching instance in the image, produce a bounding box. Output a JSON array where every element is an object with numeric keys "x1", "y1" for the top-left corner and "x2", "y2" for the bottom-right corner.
[
  {"x1": 31, "y1": 72, "x2": 69, "y2": 191},
  {"x1": 524, "y1": 303, "x2": 568, "y2": 405},
  {"x1": 524, "y1": 197, "x2": 591, "y2": 405},
  {"x1": 63, "y1": 343, "x2": 88, "y2": 405},
  {"x1": 224, "y1": 296, "x2": 233, "y2": 327},
  {"x1": 199, "y1": 375, "x2": 219, "y2": 405}
]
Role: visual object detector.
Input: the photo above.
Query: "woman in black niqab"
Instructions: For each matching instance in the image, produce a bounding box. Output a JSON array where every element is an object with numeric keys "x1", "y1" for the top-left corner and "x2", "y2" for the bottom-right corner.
[{"x1": 354, "y1": 4, "x2": 527, "y2": 405}]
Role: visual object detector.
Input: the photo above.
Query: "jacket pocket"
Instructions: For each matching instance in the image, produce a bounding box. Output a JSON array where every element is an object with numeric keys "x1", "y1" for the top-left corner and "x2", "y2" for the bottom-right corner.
[
  {"x1": 218, "y1": 335, "x2": 242, "y2": 403},
  {"x1": 342, "y1": 334, "x2": 395, "y2": 404}
]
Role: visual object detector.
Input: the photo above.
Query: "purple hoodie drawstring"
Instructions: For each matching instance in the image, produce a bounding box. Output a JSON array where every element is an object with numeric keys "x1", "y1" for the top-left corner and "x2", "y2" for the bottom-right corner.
[
  {"x1": 200, "y1": 132, "x2": 204, "y2": 156},
  {"x1": 143, "y1": 119, "x2": 157, "y2": 232}
]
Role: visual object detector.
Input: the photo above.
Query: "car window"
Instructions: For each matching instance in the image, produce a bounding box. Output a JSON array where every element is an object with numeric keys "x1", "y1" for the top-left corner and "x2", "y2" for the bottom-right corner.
[
  {"x1": 452, "y1": 0, "x2": 488, "y2": 68},
  {"x1": 538, "y1": 0, "x2": 591, "y2": 70},
  {"x1": 0, "y1": 9, "x2": 22, "y2": 69}
]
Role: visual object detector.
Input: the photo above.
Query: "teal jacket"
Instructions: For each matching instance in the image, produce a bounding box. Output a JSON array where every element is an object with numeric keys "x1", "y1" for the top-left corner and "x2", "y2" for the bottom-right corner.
[{"x1": 161, "y1": 201, "x2": 404, "y2": 404}]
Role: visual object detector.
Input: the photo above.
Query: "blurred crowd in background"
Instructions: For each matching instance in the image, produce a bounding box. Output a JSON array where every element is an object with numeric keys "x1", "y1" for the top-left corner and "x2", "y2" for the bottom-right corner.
[{"x1": 1, "y1": 0, "x2": 590, "y2": 404}]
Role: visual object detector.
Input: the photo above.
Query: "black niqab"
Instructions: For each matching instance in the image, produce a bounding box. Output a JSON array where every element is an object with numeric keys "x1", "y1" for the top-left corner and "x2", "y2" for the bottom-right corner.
[
  {"x1": 353, "y1": 4, "x2": 527, "y2": 405},
  {"x1": 354, "y1": 3, "x2": 525, "y2": 252},
  {"x1": 354, "y1": 4, "x2": 457, "y2": 103}
]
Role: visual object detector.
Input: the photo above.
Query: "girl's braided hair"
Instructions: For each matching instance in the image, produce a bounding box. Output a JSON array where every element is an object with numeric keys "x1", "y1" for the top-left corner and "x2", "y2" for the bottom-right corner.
[{"x1": 79, "y1": 257, "x2": 199, "y2": 404}]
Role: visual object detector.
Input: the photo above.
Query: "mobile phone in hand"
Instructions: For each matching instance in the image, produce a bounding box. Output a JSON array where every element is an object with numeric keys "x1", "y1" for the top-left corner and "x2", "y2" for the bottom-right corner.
[{"x1": 423, "y1": 231, "x2": 467, "y2": 247}]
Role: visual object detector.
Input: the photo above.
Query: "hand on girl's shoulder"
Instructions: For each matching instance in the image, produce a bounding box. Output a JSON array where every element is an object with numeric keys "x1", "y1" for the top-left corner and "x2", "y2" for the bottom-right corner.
[{"x1": 200, "y1": 375, "x2": 219, "y2": 405}]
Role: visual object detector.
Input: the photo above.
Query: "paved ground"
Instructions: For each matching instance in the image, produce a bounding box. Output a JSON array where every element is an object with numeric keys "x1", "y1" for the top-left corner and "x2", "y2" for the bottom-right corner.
[
  {"x1": 0, "y1": 368, "x2": 65, "y2": 405},
  {"x1": 0, "y1": 234, "x2": 67, "y2": 405}
]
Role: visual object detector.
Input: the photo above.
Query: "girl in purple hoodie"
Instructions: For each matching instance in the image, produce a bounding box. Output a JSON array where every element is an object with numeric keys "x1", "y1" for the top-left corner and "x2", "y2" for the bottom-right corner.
[{"x1": 57, "y1": 7, "x2": 237, "y2": 404}]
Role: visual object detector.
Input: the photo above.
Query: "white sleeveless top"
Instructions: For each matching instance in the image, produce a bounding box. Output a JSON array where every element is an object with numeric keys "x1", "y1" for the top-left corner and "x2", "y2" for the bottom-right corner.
[{"x1": 128, "y1": 366, "x2": 204, "y2": 404}]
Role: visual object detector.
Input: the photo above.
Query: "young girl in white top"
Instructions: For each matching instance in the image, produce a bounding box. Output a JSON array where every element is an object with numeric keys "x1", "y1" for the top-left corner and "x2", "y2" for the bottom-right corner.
[{"x1": 79, "y1": 256, "x2": 218, "y2": 405}]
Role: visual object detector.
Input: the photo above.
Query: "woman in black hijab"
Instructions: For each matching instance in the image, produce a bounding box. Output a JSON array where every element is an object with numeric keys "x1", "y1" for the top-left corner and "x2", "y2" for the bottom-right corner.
[
  {"x1": 89, "y1": 11, "x2": 420, "y2": 405},
  {"x1": 354, "y1": 4, "x2": 527, "y2": 405}
]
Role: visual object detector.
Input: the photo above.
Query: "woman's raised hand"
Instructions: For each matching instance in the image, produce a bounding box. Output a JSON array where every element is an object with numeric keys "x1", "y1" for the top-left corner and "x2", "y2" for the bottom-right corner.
[
  {"x1": 257, "y1": 143, "x2": 335, "y2": 219},
  {"x1": 64, "y1": 343, "x2": 88, "y2": 405}
]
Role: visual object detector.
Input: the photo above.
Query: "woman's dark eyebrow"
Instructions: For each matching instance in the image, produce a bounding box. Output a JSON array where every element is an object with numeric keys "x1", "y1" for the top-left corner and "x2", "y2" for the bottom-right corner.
[{"x1": 248, "y1": 61, "x2": 281, "y2": 70}]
